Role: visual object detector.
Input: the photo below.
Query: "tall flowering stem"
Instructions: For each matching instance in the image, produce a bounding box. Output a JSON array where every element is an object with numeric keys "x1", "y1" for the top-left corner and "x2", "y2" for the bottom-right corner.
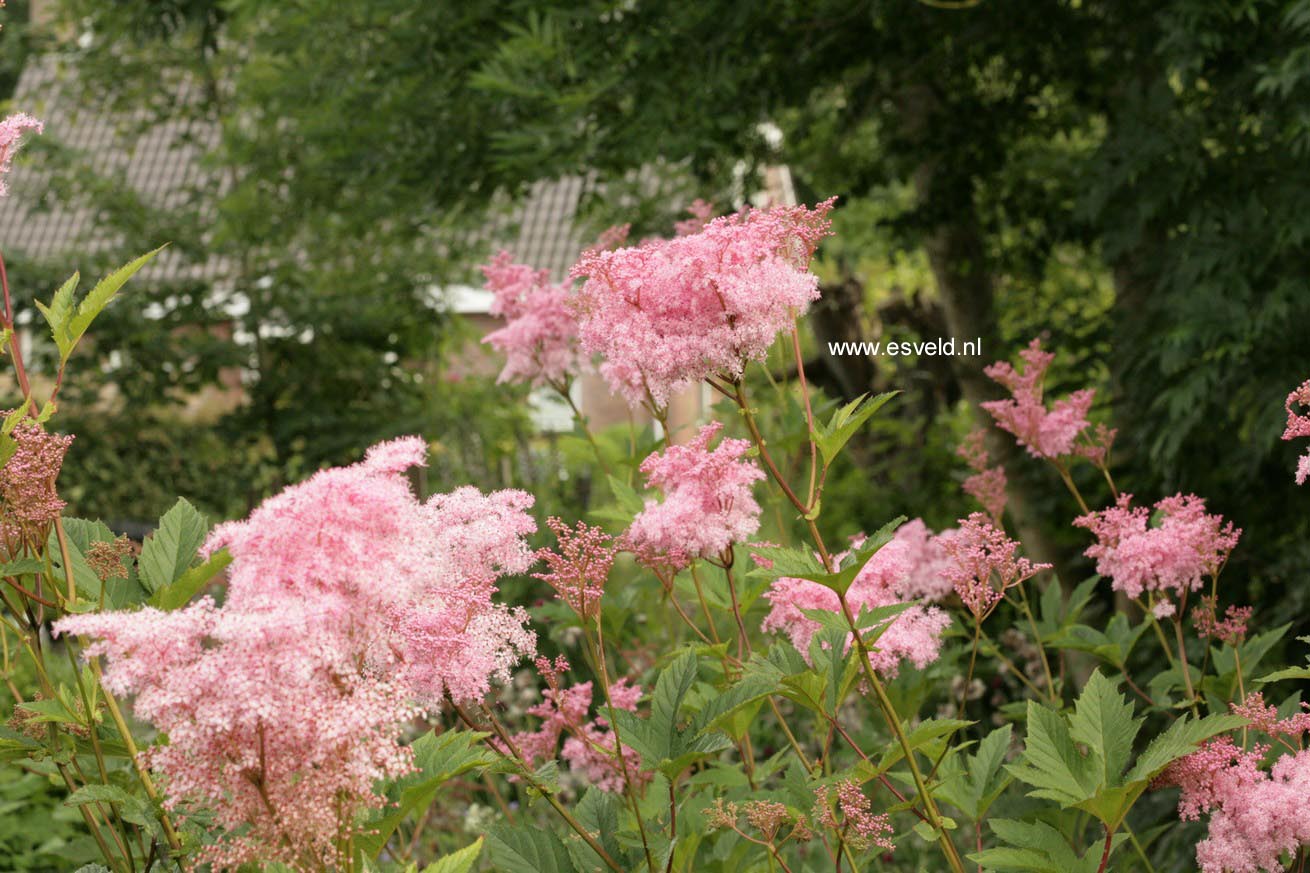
[
  {"x1": 943, "y1": 513, "x2": 1056, "y2": 701},
  {"x1": 451, "y1": 699, "x2": 625, "y2": 873},
  {"x1": 586, "y1": 618, "x2": 658, "y2": 873},
  {"x1": 733, "y1": 371, "x2": 966, "y2": 873},
  {"x1": 2, "y1": 111, "x2": 191, "y2": 865},
  {"x1": 1282, "y1": 378, "x2": 1310, "y2": 485}
]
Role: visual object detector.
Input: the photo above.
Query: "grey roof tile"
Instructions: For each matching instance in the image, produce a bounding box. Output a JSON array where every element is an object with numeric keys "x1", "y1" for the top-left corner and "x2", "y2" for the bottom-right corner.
[
  {"x1": 1, "y1": 55, "x2": 606, "y2": 288},
  {"x1": 0, "y1": 54, "x2": 226, "y2": 283}
]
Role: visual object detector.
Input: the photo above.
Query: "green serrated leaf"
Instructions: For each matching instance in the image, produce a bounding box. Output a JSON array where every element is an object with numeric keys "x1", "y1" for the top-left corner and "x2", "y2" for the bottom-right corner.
[
  {"x1": 487, "y1": 824, "x2": 579, "y2": 873},
  {"x1": 879, "y1": 717, "x2": 973, "y2": 772},
  {"x1": 605, "y1": 474, "x2": 647, "y2": 515},
  {"x1": 357, "y1": 730, "x2": 495, "y2": 858},
  {"x1": 64, "y1": 248, "x2": 166, "y2": 358},
  {"x1": 1, "y1": 399, "x2": 32, "y2": 436},
  {"x1": 1124, "y1": 713, "x2": 1246, "y2": 784},
  {"x1": 692, "y1": 676, "x2": 778, "y2": 737},
  {"x1": 937, "y1": 723, "x2": 1014, "y2": 822},
  {"x1": 149, "y1": 548, "x2": 232, "y2": 611},
  {"x1": 745, "y1": 543, "x2": 826, "y2": 580},
  {"x1": 813, "y1": 391, "x2": 898, "y2": 466},
  {"x1": 420, "y1": 838, "x2": 483, "y2": 873},
  {"x1": 1256, "y1": 666, "x2": 1310, "y2": 684},
  {"x1": 138, "y1": 498, "x2": 208, "y2": 594},
  {"x1": 975, "y1": 817, "x2": 1112, "y2": 872},
  {"x1": 37, "y1": 272, "x2": 79, "y2": 360},
  {"x1": 1008, "y1": 701, "x2": 1098, "y2": 807},
  {"x1": 18, "y1": 696, "x2": 82, "y2": 727},
  {"x1": 1068, "y1": 671, "x2": 1140, "y2": 784},
  {"x1": 0, "y1": 557, "x2": 44, "y2": 577},
  {"x1": 649, "y1": 650, "x2": 699, "y2": 759},
  {"x1": 573, "y1": 788, "x2": 625, "y2": 868},
  {"x1": 65, "y1": 784, "x2": 135, "y2": 807}
]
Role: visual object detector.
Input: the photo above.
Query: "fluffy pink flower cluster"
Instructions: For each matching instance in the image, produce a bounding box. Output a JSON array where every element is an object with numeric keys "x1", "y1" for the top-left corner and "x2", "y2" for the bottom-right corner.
[
  {"x1": 1, "y1": 420, "x2": 74, "y2": 541},
  {"x1": 1283, "y1": 378, "x2": 1310, "y2": 485},
  {"x1": 981, "y1": 339, "x2": 1096, "y2": 460},
  {"x1": 942, "y1": 513, "x2": 1050, "y2": 620},
  {"x1": 480, "y1": 251, "x2": 586, "y2": 388},
  {"x1": 761, "y1": 526, "x2": 952, "y2": 678},
  {"x1": 1230, "y1": 693, "x2": 1310, "y2": 741},
  {"x1": 569, "y1": 199, "x2": 835, "y2": 409},
  {"x1": 887, "y1": 518, "x2": 961, "y2": 603},
  {"x1": 957, "y1": 429, "x2": 1008, "y2": 522},
  {"x1": 509, "y1": 656, "x2": 648, "y2": 793},
  {"x1": 1074, "y1": 493, "x2": 1240, "y2": 605},
  {"x1": 56, "y1": 438, "x2": 538, "y2": 870},
  {"x1": 814, "y1": 779, "x2": 894, "y2": 852},
  {"x1": 673, "y1": 198, "x2": 716, "y2": 236},
  {"x1": 0, "y1": 112, "x2": 42, "y2": 197},
  {"x1": 534, "y1": 517, "x2": 616, "y2": 620},
  {"x1": 1192, "y1": 597, "x2": 1253, "y2": 646},
  {"x1": 626, "y1": 422, "x2": 764, "y2": 565},
  {"x1": 1158, "y1": 737, "x2": 1310, "y2": 873}
]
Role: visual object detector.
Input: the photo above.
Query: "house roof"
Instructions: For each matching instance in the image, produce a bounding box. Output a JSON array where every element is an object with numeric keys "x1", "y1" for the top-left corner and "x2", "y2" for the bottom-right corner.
[
  {"x1": 0, "y1": 54, "x2": 226, "y2": 283},
  {"x1": 0, "y1": 54, "x2": 606, "y2": 289},
  {"x1": 2, "y1": 53, "x2": 795, "y2": 311}
]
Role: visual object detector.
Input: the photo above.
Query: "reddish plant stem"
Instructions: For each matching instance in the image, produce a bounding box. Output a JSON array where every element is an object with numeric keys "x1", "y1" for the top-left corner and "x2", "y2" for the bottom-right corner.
[
  {"x1": 3, "y1": 574, "x2": 56, "y2": 608},
  {"x1": 589, "y1": 621, "x2": 658, "y2": 873},
  {"x1": 0, "y1": 252, "x2": 35, "y2": 404},
  {"x1": 450, "y1": 700, "x2": 625, "y2": 873},
  {"x1": 789, "y1": 324, "x2": 819, "y2": 507},
  {"x1": 1095, "y1": 826, "x2": 1114, "y2": 873},
  {"x1": 733, "y1": 381, "x2": 810, "y2": 516},
  {"x1": 825, "y1": 715, "x2": 930, "y2": 825},
  {"x1": 734, "y1": 372, "x2": 964, "y2": 873}
]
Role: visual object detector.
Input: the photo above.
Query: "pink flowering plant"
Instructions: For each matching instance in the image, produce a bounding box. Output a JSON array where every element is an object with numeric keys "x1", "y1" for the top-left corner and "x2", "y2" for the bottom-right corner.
[{"x1": 5, "y1": 112, "x2": 1310, "y2": 873}]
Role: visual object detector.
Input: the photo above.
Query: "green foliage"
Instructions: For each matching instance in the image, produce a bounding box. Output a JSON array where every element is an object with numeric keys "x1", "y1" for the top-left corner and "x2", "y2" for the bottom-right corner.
[
  {"x1": 136, "y1": 498, "x2": 206, "y2": 594},
  {"x1": 420, "y1": 837, "x2": 483, "y2": 873},
  {"x1": 0, "y1": 770, "x2": 88, "y2": 870},
  {"x1": 971, "y1": 818, "x2": 1123, "y2": 873},
  {"x1": 7, "y1": 4, "x2": 1310, "y2": 872},
  {"x1": 611, "y1": 650, "x2": 734, "y2": 780},
  {"x1": 487, "y1": 825, "x2": 578, "y2": 873},
  {"x1": 812, "y1": 391, "x2": 898, "y2": 469},
  {"x1": 35, "y1": 249, "x2": 163, "y2": 366},
  {"x1": 935, "y1": 724, "x2": 1013, "y2": 823},
  {"x1": 148, "y1": 549, "x2": 230, "y2": 611},
  {"x1": 1009, "y1": 672, "x2": 1245, "y2": 831},
  {"x1": 358, "y1": 730, "x2": 497, "y2": 859},
  {"x1": 749, "y1": 516, "x2": 905, "y2": 596}
]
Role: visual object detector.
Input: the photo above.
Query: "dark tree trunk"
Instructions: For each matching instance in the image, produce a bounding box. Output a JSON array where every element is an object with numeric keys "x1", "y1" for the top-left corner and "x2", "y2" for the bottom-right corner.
[{"x1": 899, "y1": 84, "x2": 1069, "y2": 577}]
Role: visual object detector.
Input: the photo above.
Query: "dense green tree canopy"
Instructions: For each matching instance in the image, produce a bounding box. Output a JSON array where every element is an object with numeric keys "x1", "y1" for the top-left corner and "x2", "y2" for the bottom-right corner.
[{"x1": 9, "y1": 0, "x2": 1308, "y2": 599}]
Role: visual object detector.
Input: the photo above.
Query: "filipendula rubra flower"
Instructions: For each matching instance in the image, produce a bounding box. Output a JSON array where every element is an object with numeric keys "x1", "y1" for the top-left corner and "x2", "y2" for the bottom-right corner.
[
  {"x1": 1156, "y1": 735, "x2": 1310, "y2": 873},
  {"x1": 534, "y1": 517, "x2": 617, "y2": 621},
  {"x1": 942, "y1": 513, "x2": 1051, "y2": 621},
  {"x1": 626, "y1": 421, "x2": 765, "y2": 566},
  {"x1": 0, "y1": 419, "x2": 73, "y2": 550},
  {"x1": 761, "y1": 529, "x2": 952, "y2": 678},
  {"x1": 956, "y1": 429, "x2": 1008, "y2": 522},
  {"x1": 568, "y1": 198, "x2": 835, "y2": 410},
  {"x1": 507, "y1": 656, "x2": 649, "y2": 793},
  {"x1": 1283, "y1": 378, "x2": 1310, "y2": 485},
  {"x1": 1073, "y1": 493, "x2": 1240, "y2": 611},
  {"x1": 0, "y1": 112, "x2": 42, "y2": 197},
  {"x1": 814, "y1": 779, "x2": 895, "y2": 853},
  {"x1": 980, "y1": 338, "x2": 1097, "y2": 460},
  {"x1": 480, "y1": 250, "x2": 586, "y2": 388},
  {"x1": 56, "y1": 437, "x2": 537, "y2": 871}
]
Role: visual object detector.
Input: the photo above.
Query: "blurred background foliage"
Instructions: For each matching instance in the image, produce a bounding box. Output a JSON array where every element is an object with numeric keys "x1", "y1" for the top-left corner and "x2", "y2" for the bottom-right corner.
[
  {"x1": 0, "y1": 0, "x2": 1306, "y2": 613},
  {"x1": 1, "y1": 3, "x2": 1308, "y2": 869}
]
